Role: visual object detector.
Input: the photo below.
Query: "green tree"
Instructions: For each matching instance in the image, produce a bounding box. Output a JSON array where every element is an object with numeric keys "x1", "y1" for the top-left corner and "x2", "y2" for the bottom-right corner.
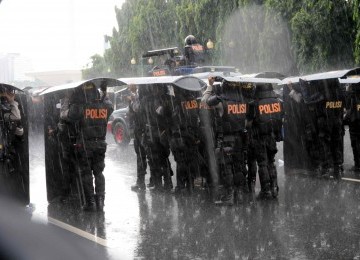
[{"x1": 351, "y1": 0, "x2": 360, "y2": 64}]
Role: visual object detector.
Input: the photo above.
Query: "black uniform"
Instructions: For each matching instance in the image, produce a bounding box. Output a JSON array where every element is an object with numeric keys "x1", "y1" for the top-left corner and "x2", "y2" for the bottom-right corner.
[
  {"x1": 129, "y1": 90, "x2": 148, "y2": 191},
  {"x1": 314, "y1": 80, "x2": 345, "y2": 178},
  {"x1": 67, "y1": 84, "x2": 113, "y2": 211},
  {"x1": 138, "y1": 84, "x2": 173, "y2": 192},
  {"x1": 183, "y1": 35, "x2": 205, "y2": 66},
  {"x1": 55, "y1": 113, "x2": 78, "y2": 201},
  {"x1": 169, "y1": 88, "x2": 201, "y2": 194},
  {"x1": 247, "y1": 84, "x2": 283, "y2": 199},
  {"x1": 345, "y1": 83, "x2": 360, "y2": 173},
  {"x1": 206, "y1": 83, "x2": 248, "y2": 205}
]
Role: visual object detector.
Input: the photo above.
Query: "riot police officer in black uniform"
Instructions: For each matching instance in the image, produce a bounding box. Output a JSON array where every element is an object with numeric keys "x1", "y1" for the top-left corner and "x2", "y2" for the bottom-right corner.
[
  {"x1": 63, "y1": 82, "x2": 113, "y2": 211},
  {"x1": 0, "y1": 86, "x2": 24, "y2": 172},
  {"x1": 54, "y1": 93, "x2": 79, "y2": 202},
  {"x1": 129, "y1": 84, "x2": 148, "y2": 191},
  {"x1": 169, "y1": 86, "x2": 201, "y2": 194},
  {"x1": 247, "y1": 83, "x2": 283, "y2": 199},
  {"x1": 203, "y1": 77, "x2": 248, "y2": 205},
  {"x1": 289, "y1": 79, "x2": 345, "y2": 179},
  {"x1": 138, "y1": 84, "x2": 173, "y2": 192},
  {"x1": 183, "y1": 35, "x2": 205, "y2": 66},
  {"x1": 345, "y1": 82, "x2": 360, "y2": 173}
]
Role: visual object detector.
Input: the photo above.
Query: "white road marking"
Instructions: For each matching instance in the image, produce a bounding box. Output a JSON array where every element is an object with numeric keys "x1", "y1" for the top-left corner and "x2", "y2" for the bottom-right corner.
[{"x1": 47, "y1": 216, "x2": 111, "y2": 247}]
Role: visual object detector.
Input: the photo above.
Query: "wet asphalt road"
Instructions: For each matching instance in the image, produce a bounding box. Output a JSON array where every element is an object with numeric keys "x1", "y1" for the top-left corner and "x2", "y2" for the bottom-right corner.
[{"x1": 27, "y1": 129, "x2": 360, "y2": 260}]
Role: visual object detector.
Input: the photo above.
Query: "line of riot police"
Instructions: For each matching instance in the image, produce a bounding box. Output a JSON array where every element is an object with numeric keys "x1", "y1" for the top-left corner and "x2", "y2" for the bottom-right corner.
[{"x1": 127, "y1": 75, "x2": 284, "y2": 206}]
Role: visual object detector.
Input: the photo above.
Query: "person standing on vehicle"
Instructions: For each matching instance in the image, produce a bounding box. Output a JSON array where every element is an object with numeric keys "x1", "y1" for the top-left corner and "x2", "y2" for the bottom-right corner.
[
  {"x1": 129, "y1": 84, "x2": 148, "y2": 191},
  {"x1": 63, "y1": 82, "x2": 113, "y2": 211},
  {"x1": 247, "y1": 83, "x2": 283, "y2": 199},
  {"x1": 203, "y1": 77, "x2": 248, "y2": 205},
  {"x1": 183, "y1": 35, "x2": 205, "y2": 66}
]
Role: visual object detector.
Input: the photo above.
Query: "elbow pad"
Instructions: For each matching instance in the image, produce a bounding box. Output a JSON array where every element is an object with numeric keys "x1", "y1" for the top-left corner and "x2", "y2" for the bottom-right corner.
[{"x1": 206, "y1": 95, "x2": 220, "y2": 106}]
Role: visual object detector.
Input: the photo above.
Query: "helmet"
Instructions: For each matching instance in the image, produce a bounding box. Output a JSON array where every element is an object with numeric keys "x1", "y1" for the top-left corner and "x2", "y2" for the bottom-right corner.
[
  {"x1": 255, "y1": 83, "x2": 273, "y2": 92},
  {"x1": 254, "y1": 83, "x2": 276, "y2": 98},
  {"x1": 184, "y1": 35, "x2": 197, "y2": 45}
]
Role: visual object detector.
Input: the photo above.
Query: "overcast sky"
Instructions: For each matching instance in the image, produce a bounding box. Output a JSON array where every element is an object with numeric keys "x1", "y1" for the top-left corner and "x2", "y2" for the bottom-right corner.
[{"x1": 0, "y1": 0, "x2": 124, "y2": 71}]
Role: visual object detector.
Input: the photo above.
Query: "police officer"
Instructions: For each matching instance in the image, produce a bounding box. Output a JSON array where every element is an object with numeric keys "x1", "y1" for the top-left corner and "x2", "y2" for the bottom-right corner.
[
  {"x1": 0, "y1": 86, "x2": 24, "y2": 172},
  {"x1": 247, "y1": 83, "x2": 283, "y2": 199},
  {"x1": 138, "y1": 84, "x2": 173, "y2": 192},
  {"x1": 289, "y1": 79, "x2": 345, "y2": 179},
  {"x1": 53, "y1": 93, "x2": 79, "y2": 202},
  {"x1": 129, "y1": 84, "x2": 148, "y2": 191},
  {"x1": 63, "y1": 82, "x2": 113, "y2": 211},
  {"x1": 169, "y1": 86, "x2": 201, "y2": 195},
  {"x1": 203, "y1": 77, "x2": 248, "y2": 205},
  {"x1": 344, "y1": 82, "x2": 360, "y2": 174},
  {"x1": 183, "y1": 35, "x2": 205, "y2": 66}
]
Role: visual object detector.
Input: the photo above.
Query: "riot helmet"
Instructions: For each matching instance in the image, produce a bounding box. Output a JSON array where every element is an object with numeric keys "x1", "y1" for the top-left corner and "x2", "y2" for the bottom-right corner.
[
  {"x1": 254, "y1": 83, "x2": 276, "y2": 98},
  {"x1": 71, "y1": 82, "x2": 100, "y2": 104},
  {"x1": 184, "y1": 35, "x2": 197, "y2": 45}
]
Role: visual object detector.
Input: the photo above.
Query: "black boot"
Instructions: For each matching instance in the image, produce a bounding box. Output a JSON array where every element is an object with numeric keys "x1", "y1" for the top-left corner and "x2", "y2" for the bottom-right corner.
[
  {"x1": 270, "y1": 182, "x2": 279, "y2": 198},
  {"x1": 248, "y1": 180, "x2": 256, "y2": 193},
  {"x1": 147, "y1": 176, "x2": 155, "y2": 188},
  {"x1": 83, "y1": 196, "x2": 96, "y2": 212},
  {"x1": 131, "y1": 176, "x2": 146, "y2": 192},
  {"x1": 333, "y1": 165, "x2": 343, "y2": 180},
  {"x1": 257, "y1": 183, "x2": 272, "y2": 200},
  {"x1": 96, "y1": 195, "x2": 105, "y2": 212},
  {"x1": 215, "y1": 188, "x2": 234, "y2": 206}
]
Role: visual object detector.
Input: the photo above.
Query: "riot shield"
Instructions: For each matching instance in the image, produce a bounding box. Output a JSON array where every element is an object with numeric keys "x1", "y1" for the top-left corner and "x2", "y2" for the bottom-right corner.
[
  {"x1": 41, "y1": 78, "x2": 125, "y2": 204},
  {"x1": 43, "y1": 93, "x2": 84, "y2": 204},
  {"x1": 0, "y1": 91, "x2": 29, "y2": 205}
]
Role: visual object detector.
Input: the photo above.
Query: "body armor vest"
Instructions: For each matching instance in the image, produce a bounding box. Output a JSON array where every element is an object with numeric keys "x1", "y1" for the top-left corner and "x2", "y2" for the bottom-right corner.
[
  {"x1": 185, "y1": 44, "x2": 205, "y2": 64},
  {"x1": 80, "y1": 102, "x2": 110, "y2": 140},
  {"x1": 254, "y1": 97, "x2": 283, "y2": 135},
  {"x1": 350, "y1": 93, "x2": 360, "y2": 122},
  {"x1": 174, "y1": 94, "x2": 200, "y2": 129},
  {"x1": 221, "y1": 93, "x2": 247, "y2": 133}
]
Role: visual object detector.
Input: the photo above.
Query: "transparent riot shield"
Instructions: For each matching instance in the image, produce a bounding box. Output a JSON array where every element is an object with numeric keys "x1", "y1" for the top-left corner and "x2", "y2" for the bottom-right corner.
[
  {"x1": 43, "y1": 94, "x2": 84, "y2": 205},
  {"x1": 0, "y1": 92, "x2": 29, "y2": 205}
]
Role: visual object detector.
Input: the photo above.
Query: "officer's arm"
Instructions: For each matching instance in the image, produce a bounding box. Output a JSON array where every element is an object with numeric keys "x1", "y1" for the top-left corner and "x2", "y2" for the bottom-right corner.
[
  {"x1": 6, "y1": 100, "x2": 21, "y2": 122},
  {"x1": 288, "y1": 89, "x2": 302, "y2": 103},
  {"x1": 5, "y1": 100, "x2": 24, "y2": 136}
]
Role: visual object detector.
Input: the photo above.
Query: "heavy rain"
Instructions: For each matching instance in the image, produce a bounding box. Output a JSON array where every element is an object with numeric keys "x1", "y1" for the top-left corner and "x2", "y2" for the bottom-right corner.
[{"x1": 1, "y1": 1, "x2": 360, "y2": 260}]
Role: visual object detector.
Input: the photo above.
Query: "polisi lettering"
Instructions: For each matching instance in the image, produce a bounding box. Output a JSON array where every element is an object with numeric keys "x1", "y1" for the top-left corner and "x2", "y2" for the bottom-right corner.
[
  {"x1": 182, "y1": 100, "x2": 198, "y2": 110},
  {"x1": 192, "y1": 45, "x2": 204, "y2": 51},
  {"x1": 228, "y1": 104, "x2": 246, "y2": 114},
  {"x1": 325, "y1": 101, "x2": 342, "y2": 109},
  {"x1": 152, "y1": 70, "x2": 167, "y2": 76},
  {"x1": 85, "y1": 108, "x2": 108, "y2": 119},
  {"x1": 259, "y1": 102, "x2": 281, "y2": 115}
]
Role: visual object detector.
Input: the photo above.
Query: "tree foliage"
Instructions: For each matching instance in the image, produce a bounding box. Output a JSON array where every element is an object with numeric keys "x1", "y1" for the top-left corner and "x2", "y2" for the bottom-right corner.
[{"x1": 84, "y1": 0, "x2": 359, "y2": 78}]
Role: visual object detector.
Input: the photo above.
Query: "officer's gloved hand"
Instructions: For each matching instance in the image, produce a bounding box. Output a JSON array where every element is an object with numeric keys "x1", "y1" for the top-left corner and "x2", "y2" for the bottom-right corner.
[{"x1": 156, "y1": 106, "x2": 164, "y2": 116}]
